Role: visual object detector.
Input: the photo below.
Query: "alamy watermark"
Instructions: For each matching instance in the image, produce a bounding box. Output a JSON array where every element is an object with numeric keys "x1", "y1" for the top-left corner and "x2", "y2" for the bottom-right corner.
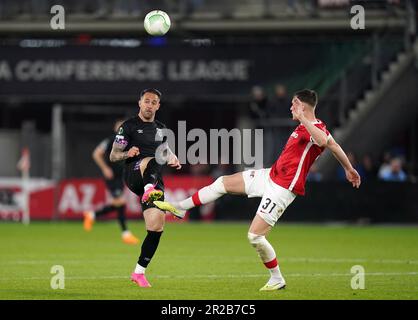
[
  {"x1": 154, "y1": 121, "x2": 264, "y2": 168},
  {"x1": 50, "y1": 265, "x2": 65, "y2": 289},
  {"x1": 50, "y1": 5, "x2": 65, "y2": 30},
  {"x1": 350, "y1": 5, "x2": 365, "y2": 30},
  {"x1": 350, "y1": 265, "x2": 365, "y2": 290},
  {"x1": 49, "y1": 4, "x2": 367, "y2": 32}
]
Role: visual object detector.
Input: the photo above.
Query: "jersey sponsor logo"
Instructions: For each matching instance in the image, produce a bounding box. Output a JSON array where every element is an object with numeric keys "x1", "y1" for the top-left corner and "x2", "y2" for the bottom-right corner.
[
  {"x1": 137, "y1": 129, "x2": 143, "y2": 133},
  {"x1": 291, "y1": 132, "x2": 298, "y2": 139}
]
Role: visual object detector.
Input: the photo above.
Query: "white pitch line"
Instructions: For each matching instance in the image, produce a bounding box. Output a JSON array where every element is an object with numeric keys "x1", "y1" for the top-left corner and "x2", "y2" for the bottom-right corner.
[
  {"x1": 281, "y1": 258, "x2": 418, "y2": 265},
  {"x1": 0, "y1": 272, "x2": 417, "y2": 281},
  {"x1": 2, "y1": 257, "x2": 418, "y2": 265}
]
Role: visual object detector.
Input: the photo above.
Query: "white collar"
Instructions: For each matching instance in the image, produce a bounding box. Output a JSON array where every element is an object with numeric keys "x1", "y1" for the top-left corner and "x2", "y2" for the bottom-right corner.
[{"x1": 300, "y1": 119, "x2": 321, "y2": 127}]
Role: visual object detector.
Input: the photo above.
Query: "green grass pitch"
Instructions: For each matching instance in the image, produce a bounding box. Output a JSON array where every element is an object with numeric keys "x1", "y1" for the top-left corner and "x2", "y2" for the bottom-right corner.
[{"x1": 0, "y1": 221, "x2": 417, "y2": 300}]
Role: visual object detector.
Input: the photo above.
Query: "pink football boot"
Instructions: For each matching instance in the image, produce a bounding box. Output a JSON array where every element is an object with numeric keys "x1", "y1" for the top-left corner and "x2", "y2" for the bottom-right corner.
[
  {"x1": 141, "y1": 185, "x2": 163, "y2": 204},
  {"x1": 130, "y1": 273, "x2": 152, "y2": 287}
]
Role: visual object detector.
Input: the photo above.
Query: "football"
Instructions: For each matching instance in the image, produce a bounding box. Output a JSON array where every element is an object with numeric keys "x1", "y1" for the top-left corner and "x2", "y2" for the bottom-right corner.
[{"x1": 144, "y1": 10, "x2": 171, "y2": 36}]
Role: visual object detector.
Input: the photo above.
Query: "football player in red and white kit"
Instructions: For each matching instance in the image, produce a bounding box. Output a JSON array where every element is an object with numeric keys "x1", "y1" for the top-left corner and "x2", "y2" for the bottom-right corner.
[{"x1": 155, "y1": 89, "x2": 361, "y2": 291}]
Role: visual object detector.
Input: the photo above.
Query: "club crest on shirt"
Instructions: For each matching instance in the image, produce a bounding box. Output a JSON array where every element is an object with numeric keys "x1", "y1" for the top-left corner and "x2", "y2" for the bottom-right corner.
[
  {"x1": 291, "y1": 132, "x2": 298, "y2": 139},
  {"x1": 156, "y1": 128, "x2": 163, "y2": 139}
]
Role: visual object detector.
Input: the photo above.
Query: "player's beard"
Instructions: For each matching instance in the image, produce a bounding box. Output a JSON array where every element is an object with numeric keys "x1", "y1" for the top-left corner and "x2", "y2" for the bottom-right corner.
[{"x1": 141, "y1": 108, "x2": 154, "y2": 120}]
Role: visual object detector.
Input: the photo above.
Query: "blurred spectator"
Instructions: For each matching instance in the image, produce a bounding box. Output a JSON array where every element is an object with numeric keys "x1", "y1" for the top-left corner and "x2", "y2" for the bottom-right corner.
[
  {"x1": 307, "y1": 163, "x2": 323, "y2": 181},
  {"x1": 263, "y1": 84, "x2": 293, "y2": 166},
  {"x1": 249, "y1": 86, "x2": 268, "y2": 121},
  {"x1": 266, "y1": 84, "x2": 291, "y2": 119},
  {"x1": 360, "y1": 154, "x2": 378, "y2": 181},
  {"x1": 379, "y1": 157, "x2": 407, "y2": 182},
  {"x1": 377, "y1": 151, "x2": 392, "y2": 178}
]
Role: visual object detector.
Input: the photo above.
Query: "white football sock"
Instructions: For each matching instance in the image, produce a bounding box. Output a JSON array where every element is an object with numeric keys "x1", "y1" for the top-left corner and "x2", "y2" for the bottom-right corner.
[
  {"x1": 248, "y1": 232, "x2": 284, "y2": 283},
  {"x1": 134, "y1": 263, "x2": 146, "y2": 274},
  {"x1": 178, "y1": 177, "x2": 226, "y2": 210},
  {"x1": 122, "y1": 230, "x2": 131, "y2": 237},
  {"x1": 144, "y1": 183, "x2": 153, "y2": 192},
  {"x1": 177, "y1": 198, "x2": 194, "y2": 210},
  {"x1": 267, "y1": 266, "x2": 284, "y2": 285}
]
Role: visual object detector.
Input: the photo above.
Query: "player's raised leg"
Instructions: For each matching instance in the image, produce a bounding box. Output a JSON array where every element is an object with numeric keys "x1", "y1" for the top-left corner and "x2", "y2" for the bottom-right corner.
[
  {"x1": 154, "y1": 172, "x2": 246, "y2": 218},
  {"x1": 140, "y1": 157, "x2": 164, "y2": 204}
]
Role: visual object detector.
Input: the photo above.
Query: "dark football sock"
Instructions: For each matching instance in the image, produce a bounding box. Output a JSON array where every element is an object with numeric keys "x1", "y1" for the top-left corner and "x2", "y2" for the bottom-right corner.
[
  {"x1": 137, "y1": 230, "x2": 163, "y2": 268},
  {"x1": 116, "y1": 204, "x2": 128, "y2": 232}
]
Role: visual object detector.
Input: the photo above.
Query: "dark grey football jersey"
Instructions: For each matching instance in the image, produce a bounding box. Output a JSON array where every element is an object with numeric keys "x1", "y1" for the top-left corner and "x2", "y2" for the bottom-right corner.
[{"x1": 113, "y1": 116, "x2": 167, "y2": 165}]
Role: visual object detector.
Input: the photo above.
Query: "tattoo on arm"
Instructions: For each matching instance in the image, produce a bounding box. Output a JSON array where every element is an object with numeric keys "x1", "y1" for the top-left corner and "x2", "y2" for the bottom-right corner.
[{"x1": 109, "y1": 143, "x2": 128, "y2": 162}]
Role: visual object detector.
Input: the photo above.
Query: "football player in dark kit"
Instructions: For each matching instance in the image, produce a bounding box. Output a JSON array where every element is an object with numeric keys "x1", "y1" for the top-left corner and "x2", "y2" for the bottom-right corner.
[
  {"x1": 110, "y1": 88, "x2": 182, "y2": 287},
  {"x1": 83, "y1": 119, "x2": 140, "y2": 245}
]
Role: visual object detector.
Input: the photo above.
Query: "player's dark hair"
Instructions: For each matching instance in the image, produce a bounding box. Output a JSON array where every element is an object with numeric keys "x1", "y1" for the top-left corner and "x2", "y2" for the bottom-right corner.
[
  {"x1": 140, "y1": 88, "x2": 162, "y2": 99},
  {"x1": 294, "y1": 89, "x2": 318, "y2": 108}
]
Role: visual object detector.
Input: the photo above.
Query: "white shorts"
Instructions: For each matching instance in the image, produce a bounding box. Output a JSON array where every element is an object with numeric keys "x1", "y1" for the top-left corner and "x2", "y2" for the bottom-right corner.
[{"x1": 242, "y1": 168, "x2": 297, "y2": 226}]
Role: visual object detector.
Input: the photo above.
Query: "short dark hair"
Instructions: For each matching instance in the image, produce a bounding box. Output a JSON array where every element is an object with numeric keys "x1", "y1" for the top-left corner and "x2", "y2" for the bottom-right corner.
[
  {"x1": 140, "y1": 88, "x2": 162, "y2": 99},
  {"x1": 294, "y1": 89, "x2": 318, "y2": 108}
]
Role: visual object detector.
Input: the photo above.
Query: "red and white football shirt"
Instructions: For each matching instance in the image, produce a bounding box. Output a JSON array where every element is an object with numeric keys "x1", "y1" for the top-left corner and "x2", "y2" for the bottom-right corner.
[{"x1": 269, "y1": 119, "x2": 330, "y2": 196}]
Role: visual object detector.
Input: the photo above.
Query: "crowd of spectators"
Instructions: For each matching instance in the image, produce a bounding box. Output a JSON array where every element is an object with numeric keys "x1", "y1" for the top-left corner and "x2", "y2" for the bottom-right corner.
[{"x1": 307, "y1": 149, "x2": 411, "y2": 183}]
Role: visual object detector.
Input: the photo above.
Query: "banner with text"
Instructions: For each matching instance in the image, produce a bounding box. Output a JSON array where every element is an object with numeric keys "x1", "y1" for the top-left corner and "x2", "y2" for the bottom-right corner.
[
  {"x1": 0, "y1": 44, "x2": 329, "y2": 100},
  {"x1": 0, "y1": 176, "x2": 214, "y2": 221}
]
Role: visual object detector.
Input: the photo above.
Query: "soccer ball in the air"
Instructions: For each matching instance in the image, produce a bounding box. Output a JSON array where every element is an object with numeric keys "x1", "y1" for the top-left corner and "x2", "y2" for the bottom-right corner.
[{"x1": 144, "y1": 10, "x2": 171, "y2": 36}]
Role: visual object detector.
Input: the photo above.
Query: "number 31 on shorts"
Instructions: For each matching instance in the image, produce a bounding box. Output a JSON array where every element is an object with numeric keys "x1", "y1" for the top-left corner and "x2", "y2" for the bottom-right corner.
[{"x1": 261, "y1": 198, "x2": 277, "y2": 214}]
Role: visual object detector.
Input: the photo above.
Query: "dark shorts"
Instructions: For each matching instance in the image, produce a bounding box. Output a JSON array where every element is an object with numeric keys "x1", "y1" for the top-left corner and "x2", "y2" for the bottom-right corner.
[
  {"x1": 124, "y1": 160, "x2": 165, "y2": 212},
  {"x1": 104, "y1": 177, "x2": 125, "y2": 198}
]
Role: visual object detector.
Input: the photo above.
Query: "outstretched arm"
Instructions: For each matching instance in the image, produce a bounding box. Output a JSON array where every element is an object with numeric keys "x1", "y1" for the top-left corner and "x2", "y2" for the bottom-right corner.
[
  {"x1": 165, "y1": 144, "x2": 182, "y2": 170},
  {"x1": 326, "y1": 136, "x2": 361, "y2": 188}
]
